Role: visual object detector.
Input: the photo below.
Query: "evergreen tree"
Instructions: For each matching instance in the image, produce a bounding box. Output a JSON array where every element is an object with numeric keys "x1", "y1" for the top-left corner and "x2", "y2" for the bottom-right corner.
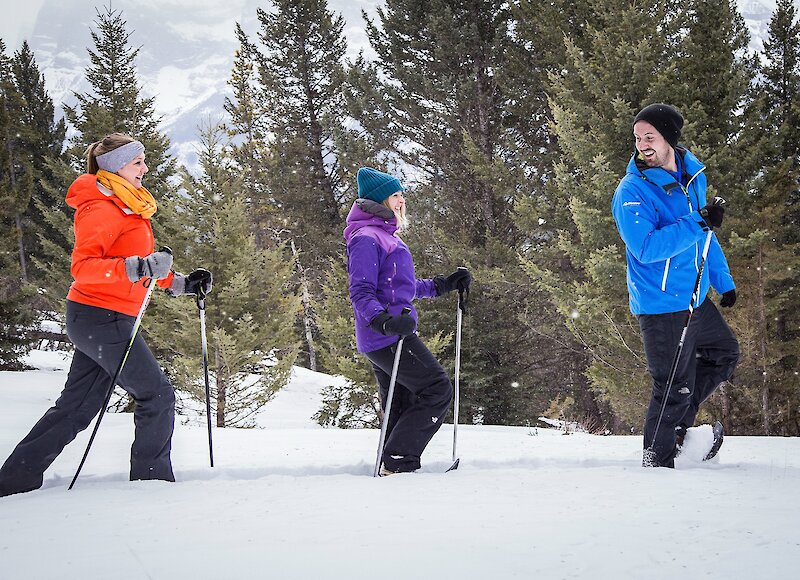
[
  {"x1": 151, "y1": 122, "x2": 302, "y2": 427},
  {"x1": 670, "y1": 0, "x2": 758, "y2": 202},
  {"x1": 0, "y1": 39, "x2": 36, "y2": 368},
  {"x1": 224, "y1": 24, "x2": 274, "y2": 248},
  {"x1": 725, "y1": 188, "x2": 800, "y2": 435},
  {"x1": 11, "y1": 41, "x2": 67, "y2": 326},
  {"x1": 506, "y1": 0, "x2": 591, "y2": 154},
  {"x1": 508, "y1": 0, "x2": 611, "y2": 429},
  {"x1": 0, "y1": 41, "x2": 33, "y2": 281},
  {"x1": 366, "y1": 0, "x2": 513, "y2": 245},
  {"x1": 240, "y1": 0, "x2": 370, "y2": 369},
  {"x1": 757, "y1": 0, "x2": 800, "y2": 168},
  {"x1": 63, "y1": 7, "x2": 174, "y2": 188},
  {"x1": 520, "y1": 2, "x2": 684, "y2": 430},
  {"x1": 249, "y1": 0, "x2": 358, "y2": 260},
  {"x1": 355, "y1": 0, "x2": 580, "y2": 425},
  {"x1": 717, "y1": 0, "x2": 800, "y2": 435},
  {"x1": 29, "y1": 158, "x2": 75, "y2": 315}
]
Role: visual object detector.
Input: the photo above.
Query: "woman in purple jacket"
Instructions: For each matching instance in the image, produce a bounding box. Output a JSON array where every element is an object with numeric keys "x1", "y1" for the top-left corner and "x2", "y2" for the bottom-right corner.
[{"x1": 345, "y1": 167, "x2": 471, "y2": 475}]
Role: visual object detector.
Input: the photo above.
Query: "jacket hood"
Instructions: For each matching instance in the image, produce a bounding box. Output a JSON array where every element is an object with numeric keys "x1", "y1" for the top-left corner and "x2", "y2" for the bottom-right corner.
[
  {"x1": 343, "y1": 199, "x2": 398, "y2": 243},
  {"x1": 66, "y1": 173, "x2": 129, "y2": 213}
]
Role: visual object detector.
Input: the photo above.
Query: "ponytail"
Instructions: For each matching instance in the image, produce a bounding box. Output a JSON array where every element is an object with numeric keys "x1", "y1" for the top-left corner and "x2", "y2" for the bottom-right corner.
[{"x1": 84, "y1": 141, "x2": 102, "y2": 174}]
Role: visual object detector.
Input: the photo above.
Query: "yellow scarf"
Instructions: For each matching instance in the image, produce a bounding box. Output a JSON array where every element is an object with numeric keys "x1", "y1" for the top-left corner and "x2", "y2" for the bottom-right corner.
[{"x1": 96, "y1": 170, "x2": 157, "y2": 219}]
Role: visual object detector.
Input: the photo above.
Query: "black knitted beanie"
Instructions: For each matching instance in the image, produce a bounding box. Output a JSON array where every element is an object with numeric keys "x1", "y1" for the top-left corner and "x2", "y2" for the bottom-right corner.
[{"x1": 633, "y1": 103, "x2": 683, "y2": 147}]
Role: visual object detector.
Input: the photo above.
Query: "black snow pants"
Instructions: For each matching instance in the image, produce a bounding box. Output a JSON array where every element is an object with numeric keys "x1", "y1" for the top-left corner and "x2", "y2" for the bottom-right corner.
[
  {"x1": 638, "y1": 298, "x2": 739, "y2": 467},
  {"x1": 0, "y1": 300, "x2": 175, "y2": 496},
  {"x1": 365, "y1": 334, "x2": 453, "y2": 473}
]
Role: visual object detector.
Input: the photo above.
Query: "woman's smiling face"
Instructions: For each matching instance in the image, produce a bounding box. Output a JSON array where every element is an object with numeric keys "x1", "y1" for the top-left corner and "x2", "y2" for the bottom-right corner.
[
  {"x1": 117, "y1": 153, "x2": 148, "y2": 188},
  {"x1": 386, "y1": 191, "x2": 405, "y2": 213}
]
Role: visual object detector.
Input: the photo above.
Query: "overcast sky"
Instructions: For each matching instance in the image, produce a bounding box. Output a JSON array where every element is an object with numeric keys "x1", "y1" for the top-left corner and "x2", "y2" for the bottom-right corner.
[
  {"x1": 1, "y1": 1, "x2": 263, "y2": 51},
  {"x1": 1, "y1": 0, "x2": 43, "y2": 49}
]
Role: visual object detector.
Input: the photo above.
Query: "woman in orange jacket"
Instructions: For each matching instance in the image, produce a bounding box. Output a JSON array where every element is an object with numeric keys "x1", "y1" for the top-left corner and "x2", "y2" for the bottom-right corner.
[{"x1": 0, "y1": 133, "x2": 212, "y2": 497}]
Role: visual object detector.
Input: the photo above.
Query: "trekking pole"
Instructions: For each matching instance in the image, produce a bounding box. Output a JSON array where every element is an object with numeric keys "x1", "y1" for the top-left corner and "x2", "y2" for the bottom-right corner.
[
  {"x1": 196, "y1": 285, "x2": 214, "y2": 467},
  {"x1": 447, "y1": 274, "x2": 469, "y2": 472},
  {"x1": 646, "y1": 198, "x2": 725, "y2": 465},
  {"x1": 373, "y1": 307, "x2": 411, "y2": 477},
  {"x1": 69, "y1": 247, "x2": 172, "y2": 490}
]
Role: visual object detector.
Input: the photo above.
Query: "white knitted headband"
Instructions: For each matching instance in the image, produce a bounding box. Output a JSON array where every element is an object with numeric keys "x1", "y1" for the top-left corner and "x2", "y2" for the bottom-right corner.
[{"x1": 96, "y1": 140, "x2": 145, "y2": 173}]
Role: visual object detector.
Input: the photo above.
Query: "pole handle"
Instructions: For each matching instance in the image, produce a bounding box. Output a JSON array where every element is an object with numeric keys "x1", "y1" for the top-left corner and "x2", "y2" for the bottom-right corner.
[
  {"x1": 155, "y1": 246, "x2": 172, "y2": 284},
  {"x1": 456, "y1": 267, "x2": 469, "y2": 313},
  {"x1": 156, "y1": 245, "x2": 173, "y2": 280},
  {"x1": 145, "y1": 246, "x2": 174, "y2": 288}
]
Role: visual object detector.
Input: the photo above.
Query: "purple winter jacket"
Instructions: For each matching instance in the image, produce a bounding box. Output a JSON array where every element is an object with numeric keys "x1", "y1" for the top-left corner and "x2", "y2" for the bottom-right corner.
[{"x1": 344, "y1": 199, "x2": 438, "y2": 353}]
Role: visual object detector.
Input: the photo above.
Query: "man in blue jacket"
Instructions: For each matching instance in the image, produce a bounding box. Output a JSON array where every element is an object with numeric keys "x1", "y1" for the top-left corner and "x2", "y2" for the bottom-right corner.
[{"x1": 612, "y1": 103, "x2": 739, "y2": 468}]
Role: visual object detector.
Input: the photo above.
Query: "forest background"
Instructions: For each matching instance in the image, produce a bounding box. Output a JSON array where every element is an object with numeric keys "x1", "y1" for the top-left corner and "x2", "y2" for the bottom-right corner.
[{"x1": 1, "y1": 0, "x2": 798, "y2": 436}]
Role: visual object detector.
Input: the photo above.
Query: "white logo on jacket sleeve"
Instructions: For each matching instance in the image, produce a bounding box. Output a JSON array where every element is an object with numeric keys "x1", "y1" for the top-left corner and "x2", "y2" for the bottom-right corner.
[{"x1": 623, "y1": 201, "x2": 641, "y2": 207}]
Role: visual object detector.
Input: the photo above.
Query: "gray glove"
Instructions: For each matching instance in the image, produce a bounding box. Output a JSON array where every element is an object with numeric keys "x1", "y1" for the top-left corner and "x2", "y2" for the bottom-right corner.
[
  {"x1": 125, "y1": 250, "x2": 173, "y2": 282},
  {"x1": 167, "y1": 273, "x2": 188, "y2": 296}
]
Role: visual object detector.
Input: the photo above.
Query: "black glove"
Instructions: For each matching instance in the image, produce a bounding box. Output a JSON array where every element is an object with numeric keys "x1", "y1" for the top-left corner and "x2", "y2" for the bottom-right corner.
[
  {"x1": 125, "y1": 250, "x2": 173, "y2": 282},
  {"x1": 186, "y1": 268, "x2": 213, "y2": 295},
  {"x1": 369, "y1": 312, "x2": 417, "y2": 337},
  {"x1": 168, "y1": 268, "x2": 213, "y2": 297},
  {"x1": 433, "y1": 268, "x2": 472, "y2": 296},
  {"x1": 720, "y1": 289, "x2": 736, "y2": 308},
  {"x1": 699, "y1": 204, "x2": 724, "y2": 229}
]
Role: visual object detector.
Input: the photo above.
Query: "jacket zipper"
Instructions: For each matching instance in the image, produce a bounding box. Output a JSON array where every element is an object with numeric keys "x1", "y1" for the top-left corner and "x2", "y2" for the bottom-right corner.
[
  {"x1": 391, "y1": 261, "x2": 397, "y2": 304},
  {"x1": 683, "y1": 165, "x2": 705, "y2": 273},
  {"x1": 661, "y1": 163, "x2": 706, "y2": 292}
]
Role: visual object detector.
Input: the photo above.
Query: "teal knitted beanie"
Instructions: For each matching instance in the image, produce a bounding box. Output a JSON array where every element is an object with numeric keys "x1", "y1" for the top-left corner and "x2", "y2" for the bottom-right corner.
[{"x1": 357, "y1": 167, "x2": 403, "y2": 203}]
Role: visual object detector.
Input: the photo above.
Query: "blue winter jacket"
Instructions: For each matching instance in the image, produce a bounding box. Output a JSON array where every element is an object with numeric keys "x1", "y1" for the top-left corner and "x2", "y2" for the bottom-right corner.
[
  {"x1": 344, "y1": 199, "x2": 438, "y2": 353},
  {"x1": 611, "y1": 147, "x2": 735, "y2": 315}
]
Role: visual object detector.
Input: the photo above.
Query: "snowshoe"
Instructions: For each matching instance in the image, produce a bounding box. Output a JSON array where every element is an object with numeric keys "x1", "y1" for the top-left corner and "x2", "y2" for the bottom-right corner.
[{"x1": 703, "y1": 420, "x2": 724, "y2": 461}]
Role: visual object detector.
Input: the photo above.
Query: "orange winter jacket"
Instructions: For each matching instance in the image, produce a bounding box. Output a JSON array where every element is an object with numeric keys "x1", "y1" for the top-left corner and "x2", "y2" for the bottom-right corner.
[{"x1": 65, "y1": 173, "x2": 174, "y2": 316}]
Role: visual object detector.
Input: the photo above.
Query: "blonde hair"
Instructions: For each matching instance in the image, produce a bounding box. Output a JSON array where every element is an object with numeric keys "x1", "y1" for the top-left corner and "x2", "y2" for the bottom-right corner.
[
  {"x1": 383, "y1": 197, "x2": 408, "y2": 230},
  {"x1": 84, "y1": 133, "x2": 137, "y2": 174}
]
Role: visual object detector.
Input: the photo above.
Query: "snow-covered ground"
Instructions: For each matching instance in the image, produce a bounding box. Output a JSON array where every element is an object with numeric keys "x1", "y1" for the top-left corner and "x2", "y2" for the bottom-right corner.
[{"x1": 1, "y1": 350, "x2": 799, "y2": 579}]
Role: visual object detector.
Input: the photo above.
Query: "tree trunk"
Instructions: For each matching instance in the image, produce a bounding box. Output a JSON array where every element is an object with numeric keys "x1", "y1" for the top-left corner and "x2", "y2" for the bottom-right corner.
[
  {"x1": 5, "y1": 130, "x2": 28, "y2": 281},
  {"x1": 716, "y1": 383, "x2": 731, "y2": 428},
  {"x1": 756, "y1": 245, "x2": 770, "y2": 435},
  {"x1": 298, "y1": 28, "x2": 340, "y2": 225},
  {"x1": 469, "y1": 2, "x2": 498, "y2": 245},
  {"x1": 291, "y1": 239, "x2": 317, "y2": 371},
  {"x1": 15, "y1": 214, "x2": 28, "y2": 282},
  {"x1": 214, "y1": 345, "x2": 226, "y2": 428}
]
